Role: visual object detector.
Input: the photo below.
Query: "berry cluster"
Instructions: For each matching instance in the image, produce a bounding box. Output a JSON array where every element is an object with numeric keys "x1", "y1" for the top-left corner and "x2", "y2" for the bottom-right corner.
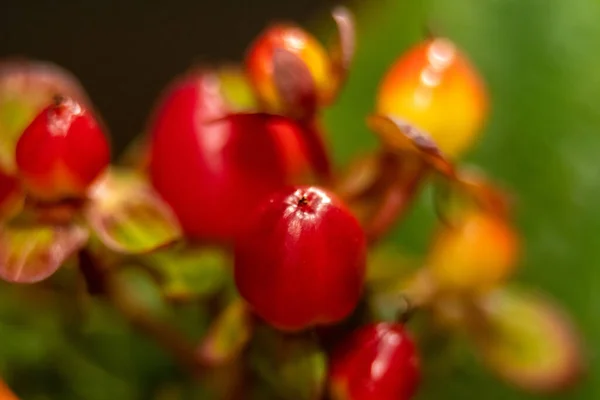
[{"x1": 0, "y1": 6, "x2": 584, "y2": 400}]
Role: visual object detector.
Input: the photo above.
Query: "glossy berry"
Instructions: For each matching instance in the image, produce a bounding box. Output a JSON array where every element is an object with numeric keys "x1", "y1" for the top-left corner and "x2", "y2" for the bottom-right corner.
[
  {"x1": 245, "y1": 24, "x2": 333, "y2": 115},
  {"x1": 148, "y1": 71, "x2": 293, "y2": 242},
  {"x1": 329, "y1": 323, "x2": 420, "y2": 400},
  {"x1": 0, "y1": 60, "x2": 92, "y2": 171},
  {"x1": 15, "y1": 96, "x2": 110, "y2": 201},
  {"x1": 427, "y1": 210, "x2": 519, "y2": 292},
  {"x1": 234, "y1": 186, "x2": 367, "y2": 331},
  {"x1": 376, "y1": 37, "x2": 488, "y2": 158}
]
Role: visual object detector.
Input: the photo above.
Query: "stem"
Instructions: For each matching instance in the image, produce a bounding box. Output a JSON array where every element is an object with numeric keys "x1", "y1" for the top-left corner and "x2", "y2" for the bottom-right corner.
[
  {"x1": 366, "y1": 160, "x2": 429, "y2": 244},
  {"x1": 77, "y1": 249, "x2": 204, "y2": 378},
  {"x1": 106, "y1": 277, "x2": 204, "y2": 378},
  {"x1": 299, "y1": 118, "x2": 333, "y2": 184}
]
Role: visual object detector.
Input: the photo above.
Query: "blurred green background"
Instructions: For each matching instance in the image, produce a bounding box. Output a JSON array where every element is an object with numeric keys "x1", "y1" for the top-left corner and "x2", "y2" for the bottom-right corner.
[{"x1": 1, "y1": 0, "x2": 599, "y2": 398}]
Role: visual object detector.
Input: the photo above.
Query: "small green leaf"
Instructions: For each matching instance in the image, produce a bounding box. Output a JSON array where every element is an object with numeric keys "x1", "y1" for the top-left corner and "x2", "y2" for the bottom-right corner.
[
  {"x1": 148, "y1": 245, "x2": 230, "y2": 301},
  {"x1": 250, "y1": 326, "x2": 327, "y2": 400},
  {"x1": 474, "y1": 286, "x2": 585, "y2": 394},
  {"x1": 0, "y1": 223, "x2": 88, "y2": 283},
  {"x1": 197, "y1": 298, "x2": 252, "y2": 366},
  {"x1": 217, "y1": 66, "x2": 258, "y2": 111},
  {"x1": 85, "y1": 169, "x2": 182, "y2": 254}
]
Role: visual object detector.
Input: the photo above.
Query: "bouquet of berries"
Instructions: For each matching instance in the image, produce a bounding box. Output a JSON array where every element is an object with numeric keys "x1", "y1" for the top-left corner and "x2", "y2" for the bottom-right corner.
[{"x1": 0, "y1": 6, "x2": 585, "y2": 400}]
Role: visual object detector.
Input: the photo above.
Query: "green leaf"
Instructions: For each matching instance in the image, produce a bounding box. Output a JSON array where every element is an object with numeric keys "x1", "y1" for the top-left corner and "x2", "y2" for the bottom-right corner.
[
  {"x1": 85, "y1": 169, "x2": 182, "y2": 254},
  {"x1": 249, "y1": 326, "x2": 327, "y2": 400},
  {"x1": 149, "y1": 245, "x2": 230, "y2": 301},
  {"x1": 474, "y1": 286, "x2": 585, "y2": 394},
  {"x1": 196, "y1": 298, "x2": 251, "y2": 366},
  {"x1": 217, "y1": 66, "x2": 258, "y2": 111},
  {"x1": 0, "y1": 223, "x2": 88, "y2": 283}
]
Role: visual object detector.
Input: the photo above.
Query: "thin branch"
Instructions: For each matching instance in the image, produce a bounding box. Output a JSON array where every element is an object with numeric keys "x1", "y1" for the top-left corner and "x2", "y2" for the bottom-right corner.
[{"x1": 77, "y1": 249, "x2": 204, "y2": 378}]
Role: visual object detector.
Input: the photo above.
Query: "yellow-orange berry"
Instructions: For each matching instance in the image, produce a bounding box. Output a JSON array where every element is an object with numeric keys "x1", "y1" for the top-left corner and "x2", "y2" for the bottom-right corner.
[
  {"x1": 245, "y1": 24, "x2": 333, "y2": 116},
  {"x1": 427, "y1": 210, "x2": 519, "y2": 292},
  {"x1": 376, "y1": 38, "x2": 488, "y2": 158}
]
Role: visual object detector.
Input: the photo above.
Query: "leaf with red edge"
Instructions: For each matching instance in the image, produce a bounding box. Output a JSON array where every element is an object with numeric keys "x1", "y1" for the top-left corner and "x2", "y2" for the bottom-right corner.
[
  {"x1": 85, "y1": 169, "x2": 182, "y2": 254},
  {"x1": 272, "y1": 48, "x2": 318, "y2": 120},
  {"x1": 367, "y1": 114, "x2": 456, "y2": 177},
  {"x1": 197, "y1": 298, "x2": 252, "y2": 366},
  {"x1": 326, "y1": 6, "x2": 356, "y2": 102},
  {"x1": 474, "y1": 286, "x2": 585, "y2": 394},
  {"x1": 0, "y1": 167, "x2": 24, "y2": 221},
  {"x1": 0, "y1": 223, "x2": 88, "y2": 283}
]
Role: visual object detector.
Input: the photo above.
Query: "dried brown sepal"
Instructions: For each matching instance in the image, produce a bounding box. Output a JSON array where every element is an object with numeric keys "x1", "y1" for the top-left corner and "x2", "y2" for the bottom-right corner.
[
  {"x1": 326, "y1": 6, "x2": 356, "y2": 103},
  {"x1": 366, "y1": 114, "x2": 456, "y2": 178},
  {"x1": 0, "y1": 222, "x2": 88, "y2": 283},
  {"x1": 272, "y1": 48, "x2": 318, "y2": 120},
  {"x1": 474, "y1": 287, "x2": 585, "y2": 394},
  {"x1": 85, "y1": 169, "x2": 182, "y2": 254}
]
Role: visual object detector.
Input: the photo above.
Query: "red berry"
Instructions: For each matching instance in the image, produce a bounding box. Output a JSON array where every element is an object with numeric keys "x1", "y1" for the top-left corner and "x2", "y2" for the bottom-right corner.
[
  {"x1": 15, "y1": 96, "x2": 110, "y2": 201},
  {"x1": 148, "y1": 71, "x2": 291, "y2": 242},
  {"x1": 234, "y1": 186, "x2": 367, "y2": 331},
  {"x1": 329, "y1": 323, "x2": 420, "y2": 400}
]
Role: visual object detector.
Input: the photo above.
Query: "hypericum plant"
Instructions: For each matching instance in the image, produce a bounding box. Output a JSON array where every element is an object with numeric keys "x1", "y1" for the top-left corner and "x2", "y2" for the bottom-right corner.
[{"x1": 0, "y1": 6, "x2": 585, "y2": 400}]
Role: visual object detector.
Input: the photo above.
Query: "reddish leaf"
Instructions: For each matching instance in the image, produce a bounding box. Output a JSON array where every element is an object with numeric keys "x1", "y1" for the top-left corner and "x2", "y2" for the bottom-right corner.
[
  {"x1": 0, "y1": 223, "x2": 88, "y2": 283},
  {"x1": 474, "y1": 286, "x2": 585, "y2": 393},
  {"x1": 272, "y1": 48, "x2": 318, "y2": 119},
  {"x1": 367, "y1": 114, "x2": 455, "y2": 177},
  {"x1": 85, "y1": 169, "x2": 182, "y2": 254},
  {"x1": 326, "y1": 6, "x2": 356, "y2": 102}
]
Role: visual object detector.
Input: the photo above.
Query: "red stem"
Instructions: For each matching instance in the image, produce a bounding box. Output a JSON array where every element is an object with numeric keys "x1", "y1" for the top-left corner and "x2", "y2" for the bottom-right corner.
[
  {"x1": 366, "y1": 162, "x2": 429, "y2": 244},
  {"x1": 300, "y1": 118, "x2": 333, "y2": 184}
]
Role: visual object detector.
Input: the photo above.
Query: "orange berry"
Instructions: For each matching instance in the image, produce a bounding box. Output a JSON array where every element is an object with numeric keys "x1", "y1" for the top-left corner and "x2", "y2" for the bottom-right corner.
[
  {"x1": 245, "y1": 24, "x2": 333, "y2": 116},
  {"x1": 376, "y1": 38, "x2": 488, "y2": 158},
  {"x1": 427, "y1": 210, "x2": 519, "y2": 292}
]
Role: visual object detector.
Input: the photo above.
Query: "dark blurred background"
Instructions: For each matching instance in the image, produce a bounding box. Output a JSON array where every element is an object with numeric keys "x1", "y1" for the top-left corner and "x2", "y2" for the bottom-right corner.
[{"x1": 0, "y1": 0, "x2": 341, "y2": 151}]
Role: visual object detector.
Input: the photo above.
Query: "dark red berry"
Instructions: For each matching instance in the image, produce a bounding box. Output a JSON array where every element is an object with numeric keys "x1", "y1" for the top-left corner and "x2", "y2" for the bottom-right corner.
[
  {"x1": 234, "y1": 186, "x2": 367, "y2": 331},
  {"x1": 329, "y1": 323, "x2": 420, "y2": 400},
  {"x1": 15, "y1": 96, "x2": 110, "y2": 201},
  {"x1": 147, "y1": 71, "x2": 293, "y2": 243}
]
